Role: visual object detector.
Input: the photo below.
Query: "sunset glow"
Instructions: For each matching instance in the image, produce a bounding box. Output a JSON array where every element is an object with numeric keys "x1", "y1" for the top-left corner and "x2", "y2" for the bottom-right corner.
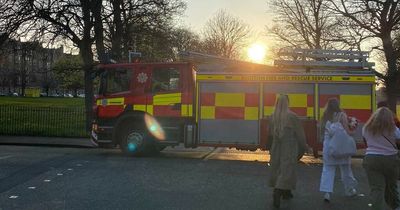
[{"x1": 247, "y1": 43, "x2": 266, "y2": 63}]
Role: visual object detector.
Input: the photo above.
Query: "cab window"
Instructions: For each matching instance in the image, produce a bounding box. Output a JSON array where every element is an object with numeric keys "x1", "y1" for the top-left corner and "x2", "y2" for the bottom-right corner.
[
  {"x1": 152, "y1": 68, "x2": 180, "y2": 92},
  {"x1": 105, "y1": 68, "x2": 132, "y2": 94}
]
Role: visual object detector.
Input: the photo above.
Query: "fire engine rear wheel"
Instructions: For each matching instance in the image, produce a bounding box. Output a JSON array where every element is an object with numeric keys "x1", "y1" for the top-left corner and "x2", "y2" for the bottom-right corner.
[{"x1": 120, "y1": 124, "x2": 151, "y2": 156}]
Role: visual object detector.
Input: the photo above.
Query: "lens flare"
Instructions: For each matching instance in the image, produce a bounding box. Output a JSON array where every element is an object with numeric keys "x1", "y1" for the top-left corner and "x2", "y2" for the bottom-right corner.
[
  {"x1": 144, "y1": 114, "x2": 166, "y2": 140},
  {"x1": 128, "y1": 143, "x2": 137, "y2": 152}
]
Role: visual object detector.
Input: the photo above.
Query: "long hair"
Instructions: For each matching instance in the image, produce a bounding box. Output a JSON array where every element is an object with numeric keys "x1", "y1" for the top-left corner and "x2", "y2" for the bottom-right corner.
[
  {"x1": 364, "y1": 107, "x2": 396, "y2": 136},
  {"x1": 272, "y1": 94, "x2": 290, "y2": 137},
  {"x1": 322, "y1": 98, "x2": 342, "y2": 125}
]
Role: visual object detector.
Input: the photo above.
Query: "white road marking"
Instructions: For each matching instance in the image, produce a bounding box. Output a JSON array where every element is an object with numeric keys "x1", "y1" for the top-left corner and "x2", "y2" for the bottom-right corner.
[
  {"x1": 0, "y1": 155, "x2": 13, "y2": 160},
  {"x1": 28, "y1": 187, "x2": 36, "y2": 189},
  {"x1": 76, "y1": 164, "x2": 82, "y2": 166},
  {"x1": 67, "y1": 168, "x2": 73, "y2": 171},
  {"x1": 43, "y1": 179, "x2": 51, "y2": 182},
  {"x1": 9, "y1": 195, "x2": 18, "y2": 199},
  {"x1": 57, "y1": 173, "x2": 63, "y2": 176}
]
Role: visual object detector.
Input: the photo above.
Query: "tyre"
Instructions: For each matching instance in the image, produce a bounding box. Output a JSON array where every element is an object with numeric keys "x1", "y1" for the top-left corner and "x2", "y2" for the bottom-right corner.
[{"x1": 119, "y1": 124, "x2": 151, "y2": 156}]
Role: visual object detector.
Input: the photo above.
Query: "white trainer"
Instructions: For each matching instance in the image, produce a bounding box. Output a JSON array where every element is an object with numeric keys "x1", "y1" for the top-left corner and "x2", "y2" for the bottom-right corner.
[
  {"x1": 346, "y1": 188, "x2": 357, "y2": 197},
  {"x1": 324, "y1": 192, "x2": 331, "y2": 202}
]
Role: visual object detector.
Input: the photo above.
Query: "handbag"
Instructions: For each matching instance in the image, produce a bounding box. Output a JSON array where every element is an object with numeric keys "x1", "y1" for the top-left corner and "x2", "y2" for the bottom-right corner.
[{"x1": 328, "y1": 124, "x2": 357, "y2": 158}]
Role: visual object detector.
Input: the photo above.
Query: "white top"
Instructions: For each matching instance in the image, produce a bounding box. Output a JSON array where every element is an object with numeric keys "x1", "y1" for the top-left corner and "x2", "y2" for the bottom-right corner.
[{"x1": 362, "y1": 127, "x2": 400, "y2": 155}]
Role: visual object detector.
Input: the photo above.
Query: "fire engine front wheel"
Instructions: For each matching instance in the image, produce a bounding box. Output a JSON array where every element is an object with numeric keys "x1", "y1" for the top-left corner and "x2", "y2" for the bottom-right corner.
[{"x1": 120, "y1": 125, "x2": 151, "y2": 156}]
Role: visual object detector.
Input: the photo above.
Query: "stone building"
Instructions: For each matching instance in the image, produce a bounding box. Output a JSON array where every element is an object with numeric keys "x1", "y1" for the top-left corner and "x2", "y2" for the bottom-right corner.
[{"x1": 0, "y1": 38, "x2": 64, "y2": 96}]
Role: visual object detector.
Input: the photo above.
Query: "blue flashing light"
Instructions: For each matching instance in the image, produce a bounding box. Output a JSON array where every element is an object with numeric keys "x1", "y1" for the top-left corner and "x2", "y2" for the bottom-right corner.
[{"x1": 128, "y1": 143, "x2": 137, "y2": 152}]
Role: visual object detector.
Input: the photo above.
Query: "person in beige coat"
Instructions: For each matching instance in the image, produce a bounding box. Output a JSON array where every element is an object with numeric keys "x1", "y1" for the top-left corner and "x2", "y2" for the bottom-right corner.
[{"x1": 268, "y1": 94, "x2": 308, "y2": 208}]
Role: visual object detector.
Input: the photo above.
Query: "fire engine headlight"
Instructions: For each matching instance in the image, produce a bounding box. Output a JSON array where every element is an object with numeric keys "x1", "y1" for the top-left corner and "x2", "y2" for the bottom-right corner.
[{"x1": 144, "y1": 114, "x2": 166, "y2": 141}]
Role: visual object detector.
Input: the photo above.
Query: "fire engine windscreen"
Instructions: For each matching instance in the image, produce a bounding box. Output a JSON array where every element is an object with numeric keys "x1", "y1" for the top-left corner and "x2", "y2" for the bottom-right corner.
[{"x1": 144, "y1": 114, "x2": 166, "y2": 141}]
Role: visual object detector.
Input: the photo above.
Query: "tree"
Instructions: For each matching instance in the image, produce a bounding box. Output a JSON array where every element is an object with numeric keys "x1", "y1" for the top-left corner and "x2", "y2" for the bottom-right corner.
[
  {"x1": 328, "y1": 0, "x2": 400, "y2": 112},
  {"x1": 268, "y1": 0, "x2": 368, "y2": 50},
  {"x1": 104, "y1": 0, "x2": 186, "y2": 62},
  {"x1": 202, "y1": 10, "x2": 251, "y2": 59},
  {"x1": 0, "y1": 0, "x2": 187, "y2": 129},
  {"x1": 170, "y1": 27, "x2": 202, "y2": 57},
  {"x1": 53, "y1": 55, "x2": 84, "y2": 96}
]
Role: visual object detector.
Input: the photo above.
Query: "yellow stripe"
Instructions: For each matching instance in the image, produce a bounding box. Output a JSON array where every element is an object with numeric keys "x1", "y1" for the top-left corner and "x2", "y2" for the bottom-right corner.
[
  {"x1": 315, "y1": 84, "x2": 319, "y2": 120},
  {"x1": 147, "y1": 105, "x2": 153, "y2": 115},
  {"x1": 181, "y1": 104, "x2": 193, "y2": 117},
  {"x1": 201, "y1": 106, "x2": 215, "y2": 119},
  {"x1": 263, "y1": 106, "x2": 274, "y2": 116},
  {"x1": 215, "y1": 93, "x2": 244, "y2": 107},
  {"x1": 153, "y1": 93, "x2": 181, "y2": 105},
  {"x1": 196, "y1": 82, "x2": 199, "y2": 122},
  {"x1": 133, "y1": 105, "x2": 146, "y2": 112},
  {"x1": 107, "y1": 97, "x2": 124, "y2": 105},
  {"x1": 340, "y1": 95, "x2": 371, "y2": 109},
  {"x1": 197, "y1": 75, "x2": 242, "y2": 81},
  {"x1": 96, "y1": 99, "x2": 102, "y2": 105},
  {"x1": 197, "y1": 74, "x2": 375, "y2": 82},
  {"x1": 307, "y1": 107, "x2": 314, "y2": 117},
  {"x1": 319, "y1": 108, "x2": 325, "y2": 120},
  {"x1": 397, "y1": 105, "x2": 400, "y2": 120},
  {"x1": 288, "y1": 94, "x2": 307, "y2": 107},
  {"x1": 372, "y1": 85, "x2": 377, "y2": 112},
  {"x1": 245, "y1": 107, "x2": 259, "y2": 120}
]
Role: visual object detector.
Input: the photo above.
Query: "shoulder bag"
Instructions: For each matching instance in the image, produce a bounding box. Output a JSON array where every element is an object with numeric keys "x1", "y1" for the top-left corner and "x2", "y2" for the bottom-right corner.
[{"x1": 328, "y1": 124, "x2": 357, "y2": 158}]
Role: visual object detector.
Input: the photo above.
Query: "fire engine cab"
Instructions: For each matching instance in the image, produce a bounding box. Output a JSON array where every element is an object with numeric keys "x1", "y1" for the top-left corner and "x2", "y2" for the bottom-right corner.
[{"x1": 92, "y1": 49, "x2": 376, "y2": 157}]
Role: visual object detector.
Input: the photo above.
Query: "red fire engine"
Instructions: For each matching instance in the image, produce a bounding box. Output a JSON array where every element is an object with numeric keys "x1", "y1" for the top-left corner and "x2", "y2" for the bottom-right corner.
[{"x1": 92, "y1": 49, "x2": 376, "y2": 157}]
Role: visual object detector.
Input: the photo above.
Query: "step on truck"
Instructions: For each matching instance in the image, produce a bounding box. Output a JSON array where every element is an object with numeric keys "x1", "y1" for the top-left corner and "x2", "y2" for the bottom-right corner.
[{"x1": 92, "y1": 49, "x2": 376, "y2": 157}]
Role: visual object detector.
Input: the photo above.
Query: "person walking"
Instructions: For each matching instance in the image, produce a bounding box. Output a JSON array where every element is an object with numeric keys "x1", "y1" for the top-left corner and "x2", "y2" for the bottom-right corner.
[
  {"x1": 362, "y1": 107, "x2": 400, "y2": 210},
  {"x1": 319, "y1": 98, "x2": 358, "y2": 202},
  {"x1": 268, "y1": 94, "x2": 308, "y2": 208}
]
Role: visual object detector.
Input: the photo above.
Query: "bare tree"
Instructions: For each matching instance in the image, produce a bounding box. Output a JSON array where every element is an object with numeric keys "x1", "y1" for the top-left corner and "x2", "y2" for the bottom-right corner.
[
  {"x1": 202, "y1": 10, "x2": 251, "y2": 59},
  {"x1": 268, "y1": 0, "x2": 368, "y2": 50},
  {"x1": 0, "y1": 0, "x2": 97, "y2": 130},
  {"x1": 328, "y1": 0, "x2": 400, "y2": 112},
  {"x1": 0, "y1": 0, "x2": 187, "y2": 128},
  {"x1": 104, "y1": 0, "x2": 186, "y2": 61}
]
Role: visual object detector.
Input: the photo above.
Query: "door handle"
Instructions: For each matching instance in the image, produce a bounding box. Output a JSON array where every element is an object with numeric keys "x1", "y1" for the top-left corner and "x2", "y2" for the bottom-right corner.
[{"x1": 170, "y1": 103, "x2": 181, "y2": 110}]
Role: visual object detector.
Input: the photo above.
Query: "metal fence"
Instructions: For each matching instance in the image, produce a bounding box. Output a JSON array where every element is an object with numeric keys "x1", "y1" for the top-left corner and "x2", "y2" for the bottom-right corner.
[{"x1": 0, "y1": 105, "x2": 88, "y2": 137}]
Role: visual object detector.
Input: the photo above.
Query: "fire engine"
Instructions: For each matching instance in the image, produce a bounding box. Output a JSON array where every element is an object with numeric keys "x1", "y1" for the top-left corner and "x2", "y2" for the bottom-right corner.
[{"x1": 91, "y1": 49, "x2": 376, "y2": 157}]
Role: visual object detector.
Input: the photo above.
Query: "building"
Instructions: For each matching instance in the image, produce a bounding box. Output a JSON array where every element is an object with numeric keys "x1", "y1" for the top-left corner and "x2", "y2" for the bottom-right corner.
[{"x1": 0, "y1": 38, "x2": 65, "y2": 96}]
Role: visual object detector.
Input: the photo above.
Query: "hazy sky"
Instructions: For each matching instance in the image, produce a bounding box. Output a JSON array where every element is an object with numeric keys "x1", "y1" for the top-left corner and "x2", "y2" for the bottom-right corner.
[
  {"x1": 180, "y1": 0, "x2": 273, "y2": 53},
  {"x1": 182, "y1": 0, "x2": 271, "y2": 32}
]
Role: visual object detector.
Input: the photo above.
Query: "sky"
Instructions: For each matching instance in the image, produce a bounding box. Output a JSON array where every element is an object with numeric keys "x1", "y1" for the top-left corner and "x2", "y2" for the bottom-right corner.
[
  {"x1": 181, "y1": 0, "x2": 271, "y2": 33},
  {"x1": 179, "y1": 0, "x2": 273, "y2": 62}
]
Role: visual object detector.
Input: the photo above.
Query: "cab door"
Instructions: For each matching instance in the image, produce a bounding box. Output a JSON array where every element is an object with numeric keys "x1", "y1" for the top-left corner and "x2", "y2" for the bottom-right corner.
[{"x1": 148, "y1": 65, "x2": 184, "y2": 142}]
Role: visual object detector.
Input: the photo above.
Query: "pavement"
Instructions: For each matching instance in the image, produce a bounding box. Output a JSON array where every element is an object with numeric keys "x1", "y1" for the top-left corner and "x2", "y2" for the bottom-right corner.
[
  {"x1": 0, "y1": 136, "x2": 369, "y2": 166},
  {"x1": 0, "y1": 136, "x2": 96, "y2": 148}
]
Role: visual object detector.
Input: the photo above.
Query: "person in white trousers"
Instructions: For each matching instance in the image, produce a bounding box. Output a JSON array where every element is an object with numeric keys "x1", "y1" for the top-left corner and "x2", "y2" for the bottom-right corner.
[{"x1": 319, "y1": 98, "x2": 358, "y2": 202}]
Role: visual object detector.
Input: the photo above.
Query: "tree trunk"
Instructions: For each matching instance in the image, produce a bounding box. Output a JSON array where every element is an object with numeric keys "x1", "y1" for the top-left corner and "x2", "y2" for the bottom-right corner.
[
  {"x1": 381, "y1": 32, "x2": 398, "y2": 113},
  {"x1": 111, "y1": 0, "x2": 123, "y2": 61},
  {"x1": 80, "y1": 0, "x2": 94, "y2": 132},
  {"x1": 92, "y1": 0, "x2": 107, "y2": 64}
]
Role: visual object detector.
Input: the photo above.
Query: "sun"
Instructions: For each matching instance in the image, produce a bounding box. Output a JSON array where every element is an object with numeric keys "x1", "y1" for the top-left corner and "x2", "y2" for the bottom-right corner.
[{"x1": 247, "y1": 43, "x2": 266, "y2": 63}]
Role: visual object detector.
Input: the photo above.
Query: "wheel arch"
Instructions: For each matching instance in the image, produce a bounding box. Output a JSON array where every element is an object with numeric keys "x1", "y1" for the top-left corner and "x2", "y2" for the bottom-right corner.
[{"x1": 112, "y1": 111, "x2": 147, "y2": 145}]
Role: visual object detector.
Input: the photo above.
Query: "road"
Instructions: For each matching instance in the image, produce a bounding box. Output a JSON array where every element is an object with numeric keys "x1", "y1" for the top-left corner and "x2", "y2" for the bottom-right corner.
[{"x1": 0, "y1": 145, "x2": 373, "y2": 210}]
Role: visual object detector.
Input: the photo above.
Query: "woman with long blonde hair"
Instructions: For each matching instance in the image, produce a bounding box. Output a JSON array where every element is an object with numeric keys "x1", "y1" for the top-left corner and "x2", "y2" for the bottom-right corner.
[
  {"x1": 363, "y1": 107, "x2": 400, "y2": 210},
  {"x1": 268, "y1": 94, "x2": 307, "y2": 208}
]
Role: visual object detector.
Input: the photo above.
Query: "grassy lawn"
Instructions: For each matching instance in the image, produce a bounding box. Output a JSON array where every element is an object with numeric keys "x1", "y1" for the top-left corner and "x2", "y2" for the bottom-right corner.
[
  {"x1": 0, "y1": 96, "x2": 84, "y2": 107},
  {"x1": 0, "y1": 97, "x2": 88, "y2": 137}
]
